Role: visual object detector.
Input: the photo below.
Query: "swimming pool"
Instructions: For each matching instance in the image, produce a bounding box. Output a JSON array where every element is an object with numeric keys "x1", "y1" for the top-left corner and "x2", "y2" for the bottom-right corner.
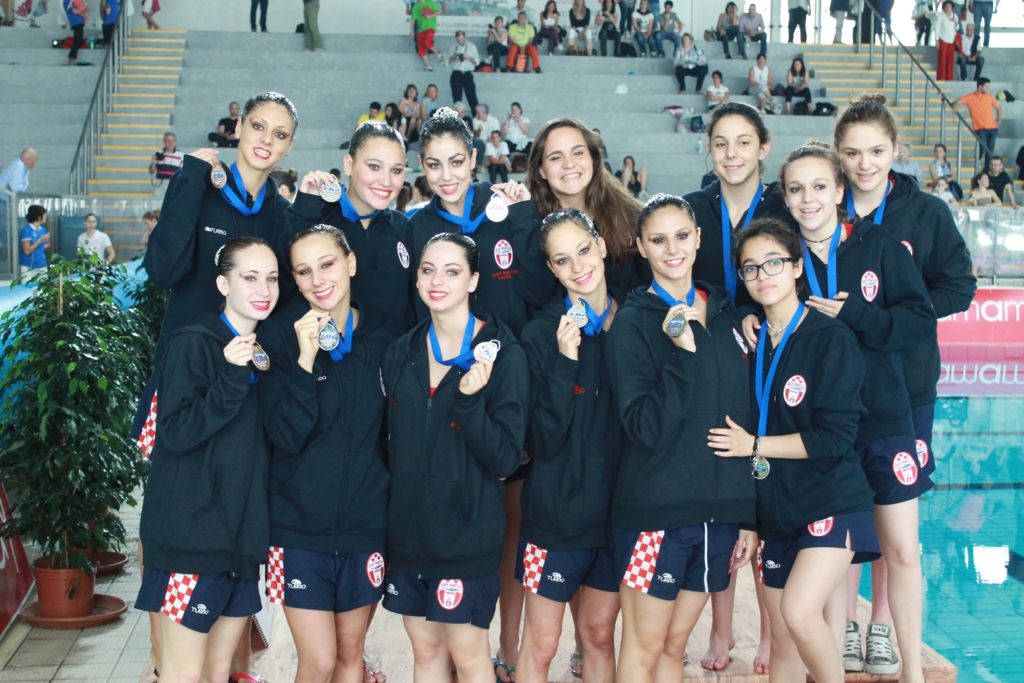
[{"x1": 860, "y1": 397, "x2": 1024, "y2": 682}]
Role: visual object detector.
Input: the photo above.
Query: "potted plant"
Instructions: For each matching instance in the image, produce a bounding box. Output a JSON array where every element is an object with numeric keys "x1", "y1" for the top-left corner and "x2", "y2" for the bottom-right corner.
[{"x1": 0, "y1": 252, "x2": 150, "y2": 621}]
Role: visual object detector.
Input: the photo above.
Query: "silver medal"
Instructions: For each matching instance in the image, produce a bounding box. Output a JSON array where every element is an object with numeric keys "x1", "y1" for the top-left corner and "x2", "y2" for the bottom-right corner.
[
  {"x1": 317, "y1": 319, "x2": 341, "y2": 351},
  {"x1": 320, "y1": 181, "x2": 342, "y2": 203},
  {"x1": 210, "y1": 165, "x2": 227, "y2": 189},
  {"x1": 665, "y1": 310, "x2": 688, "y2": 338},
  {"x1": 473, "y1": 340, "x2": 501, "y2": 363},
  {"x1": 252, "y1": 342, "x2": 270, "y2": 371},
  {"x1": 566, "y1": 299, "x2": 588, "y2": 329},
  {"x1": 485, "y1": 194, "x2": 509, "y2": 223},
  {"x1": 751, "y1": 455, "x2": 770, "y2": 480}
]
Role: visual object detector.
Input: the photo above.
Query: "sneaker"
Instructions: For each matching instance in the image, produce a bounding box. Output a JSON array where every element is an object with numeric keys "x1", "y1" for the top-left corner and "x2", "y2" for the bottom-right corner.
[
  {"x1": 865, "y1": 622, "x2": 901, "y2": 675},
  {"x1": 843, "y1": 621, "x2": 865, "y2": 672}
]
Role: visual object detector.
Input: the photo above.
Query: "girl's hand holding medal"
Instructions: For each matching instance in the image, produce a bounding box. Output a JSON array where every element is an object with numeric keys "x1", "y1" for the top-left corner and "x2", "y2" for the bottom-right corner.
[
  {"x1": 223, "y1": 334, "x2": 256, "y2": 367},
  {"x1": 294, "y1": 309, "x2": 324, "y2": 373}
]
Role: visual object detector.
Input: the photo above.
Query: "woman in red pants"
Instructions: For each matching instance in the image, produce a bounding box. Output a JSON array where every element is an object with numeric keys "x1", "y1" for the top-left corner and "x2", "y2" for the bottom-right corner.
[{"x1": 928, "y1": 0, "x2": 959, "y2": 81}]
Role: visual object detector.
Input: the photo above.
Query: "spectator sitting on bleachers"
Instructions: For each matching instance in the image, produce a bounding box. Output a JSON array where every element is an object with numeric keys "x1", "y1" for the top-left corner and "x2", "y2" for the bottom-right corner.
[
  {"x1": 485, "y1": 130, "x2": 512, "y2": 184},
  {"x1": 892, "y1": 142, "x2": 925, "y2": 186},
  {"x1": 655, "y1": 1, "x2": 683, "y2": 57},
  {"x1": 912, "y1": 0, "x2": 932, "y2": 45},
  {"x1": 957, "y1": 22, "x2": 983, "y2": 81},
  {"x1": 715, "y1": 2, "x2": 741, "y2": 58},
  {"x1": 596, "y1": 0, "x2": 621, "y2": 56},
  {"x1": 420, "y1": 85, "x2": 441, "y2": 121},
  {"x1": 567, "y1": 0, "x2": 593, "y2": 55},
  {"x1": 502, "y1": 102, "x2": 532, "y2": 155},
  {"x1": 986, "y1": 157, "x2": 1018, "y2": 208},
  {"x1": 930, "y1": 143, "x2": 963, "y2": 199},
  {"x1": 738, "y1": 3, "x2": 767, "y2": 57},
  {"x1": 674, "y1": 33, "x2": 707, "y2": 94},
  {"x1": 78, "y1": 214, "x2": 115, "y2": 261},
  {"x1": 967, "y1": 172, "x2": 1000, "y2": 205},
  {"x1": 384, "y1": 103, "x2": 405, "y2": 140},
  {"x1": 148, "y1": 132, "x2": 183, "y2": 197},
  {"x1": 140, "y1": 208, "x2": 160, "y2": 247},
  {"x1": 539, "y1": 1, "x2": 562, "y2": 54},
  {"x1": 615, "y1": 156, "x2": 649, "y2": 198},
  {"x1": 399, "y1": 84, "x2": 421, "y2": 139},
  {"x1": 405, "y1": 175, "x2": 434, "y2": 216},
  {"x1": 592, "y1": 128, "x2": 611, "y2": 170},
  {"x1": 487, "y1": 17, "x2": 510, "y2": 71},
  {"x1": 448, "y1": 31, "x2": 480, "y2": 111},
  {"x1": 707, "y1": 70, "x2": 730, "y2": 108},
  {"x1": 632, "y1": 0, "x2": 656, "y2": 57},
  {"x1": 412, "y1": 0, "x2": 443, "y2": 71},
  {"x1": 932, "y1": 177, "x2": 958, "y2": 207},
  {"x1": 357, "y1": 102, "x2": 387, "y2": 130},
  {"x1": 453, "y1": 101, "x2": 486, "y2": 163},
  {"x1": 269, "y1": 169, "x2": 297, "y2": 203},
  {"x1": 507, "y1": 0, "x2": 537, "y2": 28},
  {"x1": 473, "y1": 103, "x2": 501, "y2": 149},
  {"x1": 509, "y1": 12, "x2": 542, "y2": 72},
  {"x1": 784, "y1": 57, "x2": 812, "y2": 114},
  {"x1": 747, "y1": 53, "x2": 774, "y2": 113},
  {"x1": 207, "y1": 101, "x2": 241, "y2": 148},
  {"x1": 19, "y1": 204, "x2": 49, "y2": 281}
]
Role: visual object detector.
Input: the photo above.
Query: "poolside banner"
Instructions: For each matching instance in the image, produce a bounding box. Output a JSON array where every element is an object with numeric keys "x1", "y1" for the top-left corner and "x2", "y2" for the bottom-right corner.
[
  {"x1": 937, "y1": 287, "x2": 1024, "y2": 397},
  {"x1": 0, "y1": 484, "x2": 32, "y2": 638}
]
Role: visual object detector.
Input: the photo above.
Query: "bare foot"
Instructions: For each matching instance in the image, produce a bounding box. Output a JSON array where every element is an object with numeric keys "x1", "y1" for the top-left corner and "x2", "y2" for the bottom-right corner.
[
  {"x1": 700, "y1": 632, "x2": 735, "y2": 671},
  {"x1": 363, "y1": 663, "x2": 386, "y2": 683},
  {"x1": 752, "y1": 636, "x2": 771, "y2": 675}
]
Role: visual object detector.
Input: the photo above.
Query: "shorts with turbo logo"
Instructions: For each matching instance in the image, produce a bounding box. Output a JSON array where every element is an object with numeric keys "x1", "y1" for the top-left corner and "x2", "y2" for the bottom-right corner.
[
  {"x1": 382, "y1": 565, "x2": 499, "y2": 629},
  {"x1": 135, "y1": 568, "x2": 260, "y2": 633},
  {"x1": 613, "y1": 523, "x2": 738, "y2": 599},
  {"x1": 757, "y1": 510, "x2": 881, "y2": 589},
  {"x1": 912, "y1": 402, "x2": 936, "y2": 477},
  {"x1": 265, "y1": 547, "x2": 385, "y2": 613},
  {"x1": 856, "y1": 434, "x2": 935, "y2": 505},
  {"x1": 513, "y1": 537, "x2": 618, "y2": 601}
]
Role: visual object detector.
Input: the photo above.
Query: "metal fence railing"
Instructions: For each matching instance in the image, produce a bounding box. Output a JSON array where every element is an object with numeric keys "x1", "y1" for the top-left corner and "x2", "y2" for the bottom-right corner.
[
  {"x1": 955, "y1": 207, "x2": 1024, "y2": 284},
  {"x1": 68, "y1": 6, "x2": 133, "y2": 196},
  {"x1": 0, "y1": 187, "x2": 15, "y2": 280}
]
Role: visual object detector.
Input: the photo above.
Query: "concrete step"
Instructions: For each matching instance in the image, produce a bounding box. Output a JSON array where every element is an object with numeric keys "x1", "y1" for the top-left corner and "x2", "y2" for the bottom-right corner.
[{"x1": 107, "y1": 113, "x2": 173, "y2": 124}]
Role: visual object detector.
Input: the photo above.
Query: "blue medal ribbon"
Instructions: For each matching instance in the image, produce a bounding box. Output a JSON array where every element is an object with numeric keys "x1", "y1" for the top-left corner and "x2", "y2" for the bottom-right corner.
[
  {"x1": 721, "y1": 183, "x2": 764, "y2": 301},
  {"x1": 219, "y1": 163, "x2": 267, "y2": 217},
  {"x1": 325, "y1": 310, "x2": 355, "y2": 362},
  {"x1": 845, "y1": 179, "x2": 890, "y2": 225},
  {"x1": 651, "y1": 278, "x2": 696, "y2": 307},
  {"x1": 433, "y1": 184, "x2": 488, "y2": 235},
  {"x1": 429, "y1": 313, "x2": 477, "y2": 371},
  {"x1": 219, "y1": 313, "x2": 260, "y2": 384},
  {"x1": 754, "y1": 302, "x2": 804, "y2": 436},
  {"x1": 565, "y1": 296, "x2": 612, "y2": 337},
  {"x1": 340, "y1": 186, "x2": 379, "y2": 223},
  {"x1": 799, "y1": 224, "x2": 842, "y2": 300}
]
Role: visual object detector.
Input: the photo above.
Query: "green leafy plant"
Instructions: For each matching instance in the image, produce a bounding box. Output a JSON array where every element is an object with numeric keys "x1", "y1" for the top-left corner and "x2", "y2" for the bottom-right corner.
[
  {"x1": 0, "y1": 252, "x2": 150, "y2": 570},
  {"x1": 124, "y1": 265, "x2": 167, "y2": 374}
]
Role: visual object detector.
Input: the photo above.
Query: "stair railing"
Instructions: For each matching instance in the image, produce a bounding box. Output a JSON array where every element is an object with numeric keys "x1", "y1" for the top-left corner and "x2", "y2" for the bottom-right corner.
[{"x1": 68, "y1": 5, "x2": 133, "y2": 195}]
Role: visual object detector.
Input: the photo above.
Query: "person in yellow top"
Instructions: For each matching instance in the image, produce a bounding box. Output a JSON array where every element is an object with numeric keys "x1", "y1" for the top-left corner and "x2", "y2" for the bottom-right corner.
[
  {"x1": 356, "y1": 102, "x2": 387, "y2": 129},
  {"x1": 952, "y1": 77, "x2": 1001, "y2": 168},
  {"x1": 508, "y1": 11, "x2": 542, "y2": 73}
]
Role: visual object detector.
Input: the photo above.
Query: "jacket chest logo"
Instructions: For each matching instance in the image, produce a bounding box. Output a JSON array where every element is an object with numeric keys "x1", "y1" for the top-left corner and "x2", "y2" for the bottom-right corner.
[
  {"x1": 494, "y1": 239, "x2": 514, "y2": 269},
  {"x1": 732, "y1": 327, "x2": 749, "y2": 354},
  {"x1": 783, "y1": 375, "x2": 807, "y2": 407},
  {"x1": 860, "y1": 270, "x2": 879, "y2": 302},
  {"x1": 397, "y1": 241, "x2": 410, "y2": 269},
  {"x1": 203, "y1": 226, "x2": 227, "y2": 236}
]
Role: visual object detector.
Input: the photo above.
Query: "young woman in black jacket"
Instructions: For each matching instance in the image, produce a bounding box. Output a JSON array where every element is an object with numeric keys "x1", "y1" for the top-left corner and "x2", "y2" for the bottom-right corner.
[
  {"x1": 833, "y1": 95, "x2": 975, "y2": 680},
  {"x1": 609, "y1": 195, "x2": 757, "y2": 683},
  {"x1": 711, "y1": 219, "x2": 879, "y2": 683},
  {"x1": 136, "y1": 236, "x2": 280, "y2": 683},
  {"x1": 381, "y1": 232, "x2": 529, "y2": 683},
  {"x1": 515, "y1": 209, "x2": 622, "y2": 683},
  {"x1": 282, "y1": 122, "x2": 416, "y2": 332},
  {"x1": 257, "y1": 225, "x2": 402, "y2": 683}
]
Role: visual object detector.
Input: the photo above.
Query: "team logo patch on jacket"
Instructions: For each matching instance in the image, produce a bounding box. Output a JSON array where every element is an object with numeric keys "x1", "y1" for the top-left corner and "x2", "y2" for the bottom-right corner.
[
  {"x1": 366, "y1": 552, "x2": 385, "y2": 588},
  {"x1": 783, "y1": 375, "x2": 807, "y2": 407},
  {"x1": 807, "y1": 517, "x2": 834, "y2": 537},
  {"x1": 892, "y1": 451, "x2": 919, "y2": 486},
  {"x1": 436, "y1": 579, "x2": 464, "y2": 610},
  {"x1": 397, "y1": 241, "x2": 410, "y2": 269},
  {"x1": 861, "y1": 270, "x2": 879, "y2": 302},
  {"x1": 915, "y1": 439, "x2": 929, "y2": 469},
  {"x1": 494, "y1": 239, "x2": 514, "y2": 269},
  {"x1": 732, "y1": 327, "x2": 749, "y2": 354}
]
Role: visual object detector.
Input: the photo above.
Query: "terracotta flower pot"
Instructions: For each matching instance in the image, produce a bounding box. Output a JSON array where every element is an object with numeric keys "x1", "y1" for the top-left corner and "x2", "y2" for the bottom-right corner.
[{"x1": 32, "y1": 558, "x2": 96, "y2": 619}]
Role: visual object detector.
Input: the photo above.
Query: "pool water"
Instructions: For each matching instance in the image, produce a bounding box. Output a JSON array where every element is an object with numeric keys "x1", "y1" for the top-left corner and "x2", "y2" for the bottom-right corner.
[{"x1": 860, "y1": 397, "x2": 1024, "y2": 682}]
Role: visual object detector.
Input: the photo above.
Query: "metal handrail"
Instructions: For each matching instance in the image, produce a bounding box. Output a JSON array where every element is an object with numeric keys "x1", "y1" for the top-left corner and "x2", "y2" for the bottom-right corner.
[
  {"x1": 1, "y1": 186, "x2": 15, "y2": 279},
  {"x1": 68, "y1": 7, "x2": 133, "y2": 196},
  {"x1": 851, "y1": 2, "x2": 992, "y2": 181}
]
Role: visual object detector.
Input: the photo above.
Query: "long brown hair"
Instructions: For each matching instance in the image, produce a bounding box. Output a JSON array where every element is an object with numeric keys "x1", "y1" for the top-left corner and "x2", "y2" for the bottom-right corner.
[{"x1": 526, "y1": 118, "x2": 640, "y2": 266}]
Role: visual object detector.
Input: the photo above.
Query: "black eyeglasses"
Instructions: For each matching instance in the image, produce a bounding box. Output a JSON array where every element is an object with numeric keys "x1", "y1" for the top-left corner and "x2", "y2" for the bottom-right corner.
[{"x1": 738, "y1": 257, "x2": 796, "y2": 282}]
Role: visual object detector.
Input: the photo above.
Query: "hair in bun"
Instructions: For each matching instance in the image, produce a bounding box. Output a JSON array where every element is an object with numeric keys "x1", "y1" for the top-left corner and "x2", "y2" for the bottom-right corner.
[{"x1": 833, "y1": 92, "x2": 899, "y2": 149}]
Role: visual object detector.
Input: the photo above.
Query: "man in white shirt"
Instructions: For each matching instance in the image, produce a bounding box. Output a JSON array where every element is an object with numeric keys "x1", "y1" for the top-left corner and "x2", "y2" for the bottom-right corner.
[
  {"x1": 506, "y1": 0, "x2": 536, "y2": 28},
  {"x1": 0, "y1": 148, "x2": 36, "y2": 227},
  {"x1": 737, "y1": 3, "x2": 766, "y2": 58},
  {"x1": 473, "y1": 104, "x2": 501, "y2": 147},
  {"x1": 448, "y1": 31, "x2": 480, "y2": 113},
  {"x1": 77, "y1": 214, "x2": 116, "y2": 261},
  {"x1": 706, "y1": 70, "x2": 730, "y2": 108}
]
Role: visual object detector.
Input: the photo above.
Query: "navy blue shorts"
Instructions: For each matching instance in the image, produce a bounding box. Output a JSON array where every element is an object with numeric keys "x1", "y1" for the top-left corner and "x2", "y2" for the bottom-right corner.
[
  {"x1": 856, "y1": 435, "x2": 934, "y2": 505},
  {"x1": 912, "y1": 402, "x2": 936, "y2": 478},
  {"x1": 613, "y1": 523, "x2": 737, "y2": 599},
  {"x1": 382, "y1": 565, "x2": 500, "y2": 629},
  {"x1": 136, "y1": 568, "x2": 260, "y2": 633},
  {"x1": 265, "y1": 547, "x2": 385, "y2": 613},
  {"x1": 757, "y1": 510, "x2": 881, "y2": 590},
  {"x1": 513, "y1": 537, "x2": 618, "y2": 601}
]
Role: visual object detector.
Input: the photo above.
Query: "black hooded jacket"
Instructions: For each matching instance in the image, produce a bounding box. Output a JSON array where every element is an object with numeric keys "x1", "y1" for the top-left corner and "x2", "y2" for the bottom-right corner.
[{"x1": 139, "y1": 315, "x2": 269, "y2": 580}]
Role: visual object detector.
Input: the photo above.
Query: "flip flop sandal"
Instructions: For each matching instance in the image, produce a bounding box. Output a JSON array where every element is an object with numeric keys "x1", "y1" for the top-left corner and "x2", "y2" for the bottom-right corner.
[
  {"x1": 228, "y1": 675, "x2": 266, "y2": 683},
  {"x1": 569, "y1": 652, "x2": 583, "y2": 679},
  {"x1": 364, "y1": 665, "x2": 386, "y2": 683},
  {"x1": 493, "y1": 658, "x2": 515, "y2": 683}
]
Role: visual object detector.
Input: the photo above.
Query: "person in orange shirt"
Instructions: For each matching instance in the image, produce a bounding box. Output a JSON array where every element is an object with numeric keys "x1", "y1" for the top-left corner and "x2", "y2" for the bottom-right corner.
[{"x1": 953, "y1": 77, "x2": 1001, "y2": 168}]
